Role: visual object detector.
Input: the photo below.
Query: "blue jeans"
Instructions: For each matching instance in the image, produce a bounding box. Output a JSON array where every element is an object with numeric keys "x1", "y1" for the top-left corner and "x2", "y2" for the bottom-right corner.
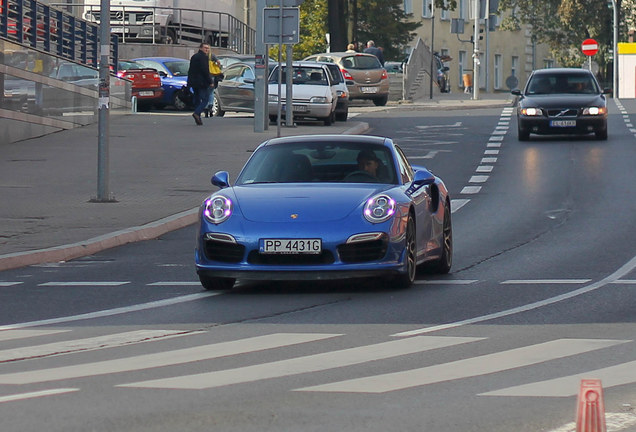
[{"x1": 193, "y1": 87, "x2": 211, "y2": 116}]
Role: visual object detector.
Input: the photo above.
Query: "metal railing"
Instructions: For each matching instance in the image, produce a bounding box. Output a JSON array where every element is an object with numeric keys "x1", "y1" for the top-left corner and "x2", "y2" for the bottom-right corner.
[
  {"x1": 0, "y1": 0, "x2": 117, "y2": 68},
  {"x1": 54, "y1": 3, "x2": 255, "y2": 54}
]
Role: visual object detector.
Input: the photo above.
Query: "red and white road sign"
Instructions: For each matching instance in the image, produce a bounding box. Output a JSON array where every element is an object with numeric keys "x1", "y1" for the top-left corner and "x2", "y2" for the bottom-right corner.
[{"x1": 582, "y1": 39, "x2": 599, "y2": 56}]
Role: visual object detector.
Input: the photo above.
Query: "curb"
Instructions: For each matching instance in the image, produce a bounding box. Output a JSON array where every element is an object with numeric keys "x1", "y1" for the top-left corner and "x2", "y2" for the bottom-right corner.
[{"x1": 0, "y1": 122, "x2": 370, "y2": 272}]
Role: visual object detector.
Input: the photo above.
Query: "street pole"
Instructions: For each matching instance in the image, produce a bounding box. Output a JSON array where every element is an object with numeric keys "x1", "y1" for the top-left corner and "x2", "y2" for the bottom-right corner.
[
  {"x1": 96, "y1": 0, "x2": 112, "y2": 202},
  {"x1": 429, "y1": 6, "x2": 434, "y2": 99},
  {"x1": 472, "y1": 0, "x2": 480, "y2": 100},
  {"x1": 254, "y1": 0, "x2": 267, "y2": 132},
  {"x1": 612, "y1": 0, "x2": 618, "y2": 98}
]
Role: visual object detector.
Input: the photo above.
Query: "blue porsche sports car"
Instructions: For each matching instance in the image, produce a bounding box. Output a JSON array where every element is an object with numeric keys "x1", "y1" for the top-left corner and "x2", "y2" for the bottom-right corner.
[{"x1": 195, "y1": 134, "x2": 453, "y2": 290}]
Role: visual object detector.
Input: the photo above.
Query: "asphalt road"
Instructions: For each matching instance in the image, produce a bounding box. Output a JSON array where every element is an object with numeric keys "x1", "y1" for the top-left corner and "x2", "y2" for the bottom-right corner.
[{"x1": 0, "y1": 101, "x2": 635, "y2": 432}]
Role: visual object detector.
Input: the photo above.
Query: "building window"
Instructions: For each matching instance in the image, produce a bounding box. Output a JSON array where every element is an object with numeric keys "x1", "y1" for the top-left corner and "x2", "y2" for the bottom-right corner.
[
  {"x1": 511, "y1": 56, "x2": 519, "y2": 78},
  {"x1": 459, "y1": 0, "x2": 468, "y2": 20},
  {"x1": 404, "y1": 0, "x2": 412, "y2": 14},
  {"x1": 422, "y1": 0, "x2": 432, "y2": 18},
  {"x1": 441, "y1": 0, "x2": 450, "y2": 20},
  {"x1": 494, "y1": 54, "x2": 502, "y2": 89}
]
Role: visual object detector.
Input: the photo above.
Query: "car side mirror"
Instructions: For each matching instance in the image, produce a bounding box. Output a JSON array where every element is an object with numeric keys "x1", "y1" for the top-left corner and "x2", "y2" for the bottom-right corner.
[
  {"x1": 244, "y1": 78, "x2": 255, "y2": 84},
  {"x1": 412, "y1": 169, "x2": 436, "y2": 186},
  {"x1": 442, "y1": 66, "x2": 449, "y2": 72},
  {"x1": 511, "y1": 89, "x2": 522, "y2": 96},
  {"x1": 158, "y1": 71, "x2": 167, "y2": 77},
  {"x1": 211, "y1": 171, "x2": 230, "y2": 188},
  {"x1": 602, "y1": 88, "x2": 612, "y2": 95}
]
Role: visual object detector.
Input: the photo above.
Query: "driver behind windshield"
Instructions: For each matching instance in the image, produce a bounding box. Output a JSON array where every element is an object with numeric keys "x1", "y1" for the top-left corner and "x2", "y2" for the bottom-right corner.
[{"x1": 357, "y1": 150, "x2": 380, "y2": 178}]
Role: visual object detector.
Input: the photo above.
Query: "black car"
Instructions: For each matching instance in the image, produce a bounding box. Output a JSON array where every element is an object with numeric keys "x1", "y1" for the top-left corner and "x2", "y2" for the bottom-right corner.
[{"x1": 512, "y1": 68, "x2": 609, "y2": 141}]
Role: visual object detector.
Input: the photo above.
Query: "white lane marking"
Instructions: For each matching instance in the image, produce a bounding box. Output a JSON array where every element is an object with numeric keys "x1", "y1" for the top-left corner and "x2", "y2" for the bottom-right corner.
[
  {"x1": 39, "y1": 282, "x2": 130, "y2": 286},
  {"x1": 0, "y1": 282, "x2": 22, "y2": 286},
  {"x1": 415, "y1": 121, "x2": 462, "y2": 129},
  {"x1": 461, "y1": 186, "x2": 482, "y2": 194},
  {"x1": 409, "y1": 150, "x2": 452, "y2": 159},
  {"x1": 394, "y1": 255, "x2": 636, "y2": 337},
  {"x1": 611, "y1": 279, "x2": 636, "y2": 284},
  {"x1": 414, "y1": 280, "x2": 478, "y2": 285},
  {"x1": 147, "y1": 281, "x2": 202, "y2": 286},
  {"x1": 469, "y1": 175, "x2": 489, "y2": 183},
  {"x1": 118, "y1": 336, "x2": 484, "y2": 390},
  {"x1": 501, "y1": 279, "x2": 592, "y2": 284},
  {"x1": 295, "y1": 339, "x2": 628, "y2": 394},
  {"x1": 488, "y1": 135, "x2": 504, "y2": 141},
  {"x1": 548, "y1": 412, "x2": 636, "y2": 432},
  {"x1": 451, "y1": 199, "x2": 470, "y2": 213},
  {"x1": 0, "y1": 292, "x2": 221, "y2": 330},
  {"x1": 481, "y1": 157, "x2": 497, "y2": 163},
  {"x1": 0, "y1": 330, "x2": 200, "y2": 362},
  {"x1": 484, "y1": 149, "x2": 499, "y2": 155},
  {"x1": 492, "y1": 130, "x2": 507, "y2": 135},
  {"x1": 481, "y1": 359, "x2": 636, "y2": 397},
  {"x1": 0, "y1": 333, "x2": 341, "y2": 385},
  {"x1": 487, "y1": 142, "x2": 502, "y2": 148},
  {"x1": 0, "y1": 329, "x2": 69, "y2": 342},
  {"x1": 0, "y1": 388, "x2": 79, "y2": 403},
  {"x1": 476, "y1": 165, "x2": 494, "y2": 173}
]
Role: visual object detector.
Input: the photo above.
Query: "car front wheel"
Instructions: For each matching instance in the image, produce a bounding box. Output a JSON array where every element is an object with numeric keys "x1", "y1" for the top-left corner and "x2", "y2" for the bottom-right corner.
[
  {"x1": 518, "y1": 124, "x2": 530, "y2": 141},
  {"x1": 391, "y1": 216, "x2": 416, "y2": 289},
  {"x1": 212, "y1": 97, "x2": 225, "y2": 117}
]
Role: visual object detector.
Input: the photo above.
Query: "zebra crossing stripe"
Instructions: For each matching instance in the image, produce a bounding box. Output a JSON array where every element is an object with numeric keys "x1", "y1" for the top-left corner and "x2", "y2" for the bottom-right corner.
[
  {"x1": 294, "y1": 339, "x2": 629, "y2": 394},
  {"x1": 0, "y1": 330, "x2": 200, "y2": 363},
  {"x1": 0, "y1": 388, "x2": 79, "y2": 403},
  {"x1": 480, "y1": 359, "x2": 636, "y2": 397},
  {"x1": 0, "y1": 333, "x2": 341, "y2": 385},
  {"x1": 117, "y1": 336, "x2": 484, "y2": 390},
  {"x1": 0, "y1": 329, "x2": 69, "y2": 343}
]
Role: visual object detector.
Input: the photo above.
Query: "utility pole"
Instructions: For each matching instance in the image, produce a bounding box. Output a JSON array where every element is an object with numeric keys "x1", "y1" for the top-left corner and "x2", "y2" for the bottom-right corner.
[
  {"x1": 95, "y1": 0, "x2": 113, "y2": 202},
  {"x1": 472, "y1": 0, "x2": 480, "y2": 100},
  {"x1": 429, "y1": 5, "x2": 435, "y2": 99}
]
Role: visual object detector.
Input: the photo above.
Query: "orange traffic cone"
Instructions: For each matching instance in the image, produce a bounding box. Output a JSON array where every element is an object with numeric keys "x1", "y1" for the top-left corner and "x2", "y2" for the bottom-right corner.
[{"x1": 576, "y1": 379, "x2": 606, "y2": 432}]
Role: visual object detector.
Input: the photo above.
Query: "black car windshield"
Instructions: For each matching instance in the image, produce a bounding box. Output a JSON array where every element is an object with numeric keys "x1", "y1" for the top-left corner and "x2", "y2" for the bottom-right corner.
[
  {"x1": 236, "y1": 142, "x2": 398, "y2": 184},
  {"x1": 526, "y1": 73, "x2": 599, "y2": 95}
]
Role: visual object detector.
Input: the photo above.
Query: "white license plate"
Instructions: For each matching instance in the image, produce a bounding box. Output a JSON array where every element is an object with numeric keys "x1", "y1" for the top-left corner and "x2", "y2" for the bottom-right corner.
[
  {"x1": 550, "y1": 120, "x2": 576, "y2": 127},
  {"x1": 292, "y1": 105, "x2": 307, "y2": 112},
  {"x1": 360, "y1": 86, "x2": 378, "y2": 94},
  {"x1": 138, "y1": 91, "x2": 155, "y2": 97},
  {"x1": 260, "y1": 239, "x2": 322, "y2": 254},
  {"x1": 110, "y1": 27, "x2": 130, "y2": 34}
]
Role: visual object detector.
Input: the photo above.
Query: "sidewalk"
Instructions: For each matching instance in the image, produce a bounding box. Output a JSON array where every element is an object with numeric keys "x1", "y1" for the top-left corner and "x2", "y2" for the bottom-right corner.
[{"x1": 0, "y1": 92, "x2": 514, "y2": 271}]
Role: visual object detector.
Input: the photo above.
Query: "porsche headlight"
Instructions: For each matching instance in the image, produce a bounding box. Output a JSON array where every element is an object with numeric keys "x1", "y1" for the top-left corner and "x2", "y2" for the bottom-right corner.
[
  {"x1": 520, "y1": 107, "x2": 543, "y2": 116},
  {"x1": 582, "y1": 106, "x2": 607, "y2": 115},
  {"x1": 364, "y1": 194, "x2": 396, "y2": 223},
  {"x1": 204, "y1": 195, "x2": 232, "y2": 224},
  {"x1": 310, "y1": 96, "x2": 328, "y2": 103}
]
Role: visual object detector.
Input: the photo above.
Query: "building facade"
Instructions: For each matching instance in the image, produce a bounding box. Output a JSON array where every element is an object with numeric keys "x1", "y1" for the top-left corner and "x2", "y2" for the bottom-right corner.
[{"x1": 404, "y1": 0, "x2": 554, "y2": 93}]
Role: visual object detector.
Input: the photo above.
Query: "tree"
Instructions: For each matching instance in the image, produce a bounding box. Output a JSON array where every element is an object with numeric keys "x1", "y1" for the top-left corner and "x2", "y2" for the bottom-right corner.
[
  {"x1": 268, "y1": 0, "x2": 328, "y2": 60},
  {"x1": 354, "y1": 0, "x2": 422, "y2": 60}
]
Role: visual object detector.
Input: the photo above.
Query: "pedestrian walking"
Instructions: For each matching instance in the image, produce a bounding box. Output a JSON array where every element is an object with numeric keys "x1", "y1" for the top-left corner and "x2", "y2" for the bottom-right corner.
[
  {"x1": 345, "y1": 43, "x2": 356, "y2": 53},
  {"x1": 187, "y1": 42, "x2": 214, "y2": 125},
  {"x1": 204, "y1": 49, "x2": 222, "y2": 118},
  {"x1": 363, "y1": 40, "x2": 384, "y2": 66}
]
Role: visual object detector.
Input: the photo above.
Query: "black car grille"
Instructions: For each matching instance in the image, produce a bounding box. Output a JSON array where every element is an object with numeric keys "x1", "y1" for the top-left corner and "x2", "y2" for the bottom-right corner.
[
  {"x1": 204, "y1": 240, "x2": 245, "y2": 263},
  {"x1": 338, "y1": 239, "x2": 388, "y2": 263},
  {"x1": 248, "y1": 250, "x2": 335, "y2": 265},
  {"x1": 547, "y1": 108, "x2": 579, "y2": 117}
]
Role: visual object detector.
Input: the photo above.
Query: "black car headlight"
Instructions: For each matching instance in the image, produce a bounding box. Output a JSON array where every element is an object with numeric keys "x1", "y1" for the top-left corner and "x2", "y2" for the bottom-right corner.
[
  {"x1": 582, "y1": 107, "x2": 607, "y2": 116},
  {"x1": 520, "y1": 107, "x2": 543, "y2": 116},
  {"x1": 204, "y1": 195, "x2": 232, "y2": 224},
  {"x1": 364, "y1": 194, "x2": 396, "y2": 223}
]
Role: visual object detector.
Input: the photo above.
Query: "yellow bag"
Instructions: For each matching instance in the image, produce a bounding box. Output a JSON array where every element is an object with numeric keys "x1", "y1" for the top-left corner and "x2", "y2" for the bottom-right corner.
[{"x1": 209, "y1": 60, "x2": 222, "y2": 76}]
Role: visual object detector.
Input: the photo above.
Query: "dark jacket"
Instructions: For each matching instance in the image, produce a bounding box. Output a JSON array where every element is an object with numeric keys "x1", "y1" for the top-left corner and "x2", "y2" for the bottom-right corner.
[
  {"x1": 187, "y1": 49, "x2": 213, "y2": 90},
  {"x1": 364, "y1": 46, "x2": 385, "y2": 66}
]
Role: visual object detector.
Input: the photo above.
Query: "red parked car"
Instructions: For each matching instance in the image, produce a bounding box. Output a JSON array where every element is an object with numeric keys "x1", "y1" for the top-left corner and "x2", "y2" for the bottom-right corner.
[{"x1": 116, "y1": 60, "x2": 164, "y2": 110}]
